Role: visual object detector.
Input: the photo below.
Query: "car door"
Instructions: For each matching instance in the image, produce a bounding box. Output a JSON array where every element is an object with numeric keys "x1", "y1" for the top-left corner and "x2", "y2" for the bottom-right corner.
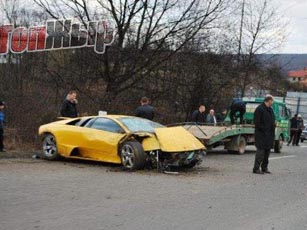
[
  {"x1": 78, "y1": 117, "x2": 126, "y2": 163},
  {"x1": 51, "y1": 118, "x2": 95, "y2": 157}
]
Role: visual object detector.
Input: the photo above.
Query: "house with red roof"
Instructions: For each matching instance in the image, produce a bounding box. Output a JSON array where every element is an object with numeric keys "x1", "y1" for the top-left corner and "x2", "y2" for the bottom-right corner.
[{"x1": 288, "y1": 68, "x2": 307, "y2": 84}]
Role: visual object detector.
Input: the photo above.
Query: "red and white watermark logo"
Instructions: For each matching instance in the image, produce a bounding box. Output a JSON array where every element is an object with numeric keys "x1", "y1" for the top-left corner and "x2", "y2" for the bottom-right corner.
[{"x1": 0, "y1": 19, "x2": 115, "y2": 55}]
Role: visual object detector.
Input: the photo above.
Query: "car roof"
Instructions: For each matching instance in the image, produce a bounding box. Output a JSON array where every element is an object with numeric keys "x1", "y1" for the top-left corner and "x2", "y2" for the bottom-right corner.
[
  {"x1": 72, "y1": 115, "x2": 131, "y2": 119},
  {"x1": 54, "y1": 115, "x2": 133, "y2": 124}
]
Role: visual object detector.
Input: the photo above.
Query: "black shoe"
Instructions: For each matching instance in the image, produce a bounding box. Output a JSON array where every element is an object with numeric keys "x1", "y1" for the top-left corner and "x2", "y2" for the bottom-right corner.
[
  {"x1": 253, "y1": 169, "x2": 264, "y2": 174},
  {"x1": 262, "y1": 169, "x2": 271, "y2": 174},
  {"x1": 296, "y1": 144, "x2": 300, "y2": 146},
  {"x1": 0, "y1": 149, "x2": 6, "y2": 152}
]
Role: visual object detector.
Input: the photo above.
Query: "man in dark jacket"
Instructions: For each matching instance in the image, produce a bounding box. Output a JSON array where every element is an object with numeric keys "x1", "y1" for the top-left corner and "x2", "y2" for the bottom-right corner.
[
  {"x1": 287, "y1": 114, "x2": 298, "y2": 146},
  {"x1": 135, "y1": 97, "x2": 155, "y2": 120},
  {"x1": 230, "y1": 99, "x2": 246, "y2": 124},
  {"x1": 60, "y1": 90, "x2": 78, "y2": 118},
  {"x1": 217, "y1": 109, "x2": 227, "y2": 123},
  {"x1": 0, "y1": 101, "x2": 5, "y2": 152},
  {"x1": 296, "y1": 114, "x2": 305, "y2": 146},
  {"x1": 191, "y1": 105, "x2": 206, "y2": 123},
  {"x1": 253, "y1": 95, "x2": 275, "y2": 174}
]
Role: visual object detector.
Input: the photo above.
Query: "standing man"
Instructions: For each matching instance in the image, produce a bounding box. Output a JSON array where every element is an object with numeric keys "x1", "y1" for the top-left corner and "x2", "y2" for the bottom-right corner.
[
  {"x1": 229, "y1": 99, "x2": 246, "y2": 124},
  {"x1": 296, "y1": 114, "x2": 305, "y2": 146},
  {"x1": 0, "y1": 101, "x2": 5, "y2": 152},
  {"x1": 135, "y1": 97, "x2": 155, "y2": 120},
  {"x1": 287, "y1": 114, "x2": 298, "y2": 146},
  {"x1": 60, "y1": 90, "x2": 78, "y2": 118},
  {"x1": 191, "y1": 105, "x2": 206, "y2": 123},
  {"x1": 207, "y1": 109, "x2": 217, "y2": 125},
  {"x1": 253, "y1": 95, "x2": 275, "y2": 174}
]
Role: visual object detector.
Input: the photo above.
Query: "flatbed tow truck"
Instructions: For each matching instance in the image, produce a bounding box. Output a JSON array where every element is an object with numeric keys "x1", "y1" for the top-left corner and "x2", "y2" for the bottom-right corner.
[{"x1": 170, "y1": 97, "x2": 290, "y2": 154}]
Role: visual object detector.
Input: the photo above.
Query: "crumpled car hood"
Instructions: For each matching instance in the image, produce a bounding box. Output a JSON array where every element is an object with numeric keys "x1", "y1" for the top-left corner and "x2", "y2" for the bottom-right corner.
[{"x1": 154, "y1": 126, "x2": 205, "y2": 152}]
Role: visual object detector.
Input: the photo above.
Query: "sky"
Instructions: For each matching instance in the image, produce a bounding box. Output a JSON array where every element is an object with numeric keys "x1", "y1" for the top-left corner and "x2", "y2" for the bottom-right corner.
[{"x1": 279, "y1": 0, "x2": 307, "y2": 53}]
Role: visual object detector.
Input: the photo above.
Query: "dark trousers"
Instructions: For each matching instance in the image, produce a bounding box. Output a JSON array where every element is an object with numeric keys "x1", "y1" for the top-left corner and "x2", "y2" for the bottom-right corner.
[
  {"x1": 0, "y1": 129, "x2": 3, "y2": 150},
  {"x1": 230, "y1": 110, "x2": 244, "y2": 125},
  {"x1": 253, "y1": 148, "x2": 270, "y2": 171},
  {"x1": 296, "y1": 129, "x2": 302, "y2": 145},
  {"x1": 288, "y1": 129, "x2": 298, "y2": 145}
]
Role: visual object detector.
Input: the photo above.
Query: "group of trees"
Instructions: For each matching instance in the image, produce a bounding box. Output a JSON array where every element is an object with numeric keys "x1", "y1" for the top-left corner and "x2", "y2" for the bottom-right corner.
[{"x1": 0, "y1": 0, "x2": 291, "y2": 146}]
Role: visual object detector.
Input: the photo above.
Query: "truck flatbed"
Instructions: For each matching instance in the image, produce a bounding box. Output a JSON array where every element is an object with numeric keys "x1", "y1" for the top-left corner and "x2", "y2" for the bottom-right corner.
[
  {"x1": 182, "y1": 124, "x2": 255, "y2": 146},
  {"x1": 168, "y1": 123, "x2": 256, "y2": 154}
]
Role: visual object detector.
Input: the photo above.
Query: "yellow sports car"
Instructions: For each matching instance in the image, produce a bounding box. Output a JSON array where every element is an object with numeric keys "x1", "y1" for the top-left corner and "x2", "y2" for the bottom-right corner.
[{"x1": 38, "y1": 115, "x2": 205, "y2": 170}]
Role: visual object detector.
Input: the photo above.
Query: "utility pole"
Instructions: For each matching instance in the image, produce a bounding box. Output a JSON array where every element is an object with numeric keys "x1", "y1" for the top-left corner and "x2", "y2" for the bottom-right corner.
[
  {"x1": 238, "y1": 0, "x2": 245, "y2": 97},
  {"x1": 238, "y1": 0, "x2": 245, "y2": 64}
]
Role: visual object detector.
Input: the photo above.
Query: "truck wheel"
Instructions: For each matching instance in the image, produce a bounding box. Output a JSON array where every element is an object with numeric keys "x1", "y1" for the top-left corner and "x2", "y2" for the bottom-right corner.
[
  {"x1": 237, "y1": 136, "x2": 246, "y2": 155},
  {"x1": 274, "y1": 135, "x2": 283, "y2": 153},
  {"x1": 227, "y1": 136, "x2": 246, "y2": 154},
  {"x1": 120, "y1": 141, "x2": 146, "y2": 170}
]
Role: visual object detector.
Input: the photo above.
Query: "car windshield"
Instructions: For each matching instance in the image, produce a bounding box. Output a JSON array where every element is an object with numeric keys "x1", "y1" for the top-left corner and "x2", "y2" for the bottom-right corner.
[{"x1": 118, "y1": 117, "x2": 164, "y2": 133}]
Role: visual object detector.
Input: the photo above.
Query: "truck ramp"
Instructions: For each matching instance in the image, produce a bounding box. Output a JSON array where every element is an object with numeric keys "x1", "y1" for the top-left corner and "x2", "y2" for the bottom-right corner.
[{"x1": 182, "y1": 124, "x2": 255, "y2": 146}]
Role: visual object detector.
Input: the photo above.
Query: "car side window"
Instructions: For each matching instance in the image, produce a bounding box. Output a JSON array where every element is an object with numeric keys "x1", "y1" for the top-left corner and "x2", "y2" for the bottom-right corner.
[
  {"x1": 75, "y1": 118, "x2": 93, "y2": 127},
  {"x1": 89, "y1": 118, "x2": 125, "y2": 133}
]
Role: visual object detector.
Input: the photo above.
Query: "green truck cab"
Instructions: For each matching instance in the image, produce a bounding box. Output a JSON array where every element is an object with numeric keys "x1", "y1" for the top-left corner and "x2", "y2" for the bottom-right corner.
[{"x1": 241, "y1": 97, "x2": 290, "y2": 152}]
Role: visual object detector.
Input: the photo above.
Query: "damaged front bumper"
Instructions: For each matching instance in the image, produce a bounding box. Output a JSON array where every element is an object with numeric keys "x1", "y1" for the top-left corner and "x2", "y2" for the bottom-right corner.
[
  {"x1": 173, "y1": 150, "x2": 206, "y2": 167},
  {"x1": 148, "y1": 150, "x2": 206, "y2": 170}
]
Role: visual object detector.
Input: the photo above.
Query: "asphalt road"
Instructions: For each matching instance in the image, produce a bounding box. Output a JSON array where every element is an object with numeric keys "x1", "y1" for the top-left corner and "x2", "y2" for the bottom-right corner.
[{"x1": 1, "y1": 143, "x2": 307, "y2": 230}]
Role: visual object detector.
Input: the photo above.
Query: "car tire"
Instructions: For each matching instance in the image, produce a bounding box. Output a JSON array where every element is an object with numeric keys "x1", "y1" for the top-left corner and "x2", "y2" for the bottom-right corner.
[
  {"x1": 42, "y1": 134, "x2": 61, "y2": 160},
  {"x1": 120, "y1": 141, "x2": 146, "y2": 170},
  {"x1": 274, "y1": 135, "x2": 283, "y2": 153}
]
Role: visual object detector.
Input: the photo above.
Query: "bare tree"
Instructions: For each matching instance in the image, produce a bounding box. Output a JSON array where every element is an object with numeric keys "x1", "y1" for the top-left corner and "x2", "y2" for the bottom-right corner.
[
  {"x1": 33, "y1": 0, "x2": 228, "y2": 110},
  {"x1": 230, "y1": 0, "x2": 287, "y2": 97}
]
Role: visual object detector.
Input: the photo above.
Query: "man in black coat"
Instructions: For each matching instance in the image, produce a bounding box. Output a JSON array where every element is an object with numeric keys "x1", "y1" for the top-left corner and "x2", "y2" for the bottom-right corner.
[
  {"x1": 135, "y1": 97, "x2": 155, "y2": 120},
  {"x1": 287, "y1": 114, "x2": 298, "y2": 146},
  {"x1": 191, "y1": 105, "x2": 206, "y2": 123},
  {"x1": 60, "y1": 90, "x2": 78, "y2": 118},
  {"x1": 253, "y1": 95, "x2": 275, "y2": 174},
  {"x1": 295, "y1": 114, "x2": 304, "y2": 146}
]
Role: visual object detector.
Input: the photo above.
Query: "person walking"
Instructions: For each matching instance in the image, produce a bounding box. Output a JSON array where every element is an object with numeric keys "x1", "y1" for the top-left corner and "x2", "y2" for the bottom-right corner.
[
  {"x1": 191, "y1": 105, "x2": 206, "y2": 123},
  {"x1": 60, "y1": 90, "x2": 78, "y2": 118},
  {"x1": 135, "y1": 97, "x2": 155, "y2": 120},
  {"x1": 0, "y1": 101, "x2": 5, "y2": 152},
  {"x1": 287, "y1": 114, "x2": 298, "y2": 146},
  {"x1": 296, "y1": 114, "x2": 305, "y2": 146},
  {"x1": 206, "y1": 109, "x2": 217, "y2": 125},
  {"x1": 253, "y1": 95, "x2": 275, "y2": 174}
]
